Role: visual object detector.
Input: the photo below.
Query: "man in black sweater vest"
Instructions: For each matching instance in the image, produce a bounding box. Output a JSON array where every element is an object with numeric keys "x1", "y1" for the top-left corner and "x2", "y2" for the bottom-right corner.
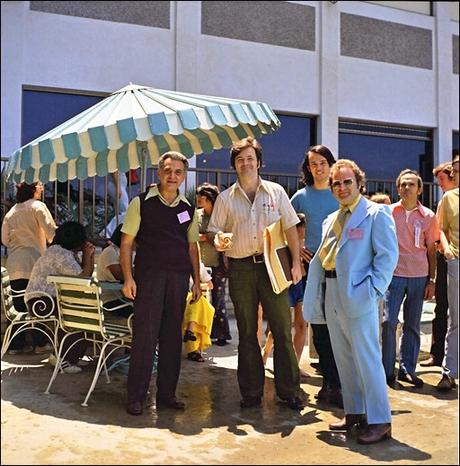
[{"x1": 120, "y1": 151, "x2": 201, "y2": 416}]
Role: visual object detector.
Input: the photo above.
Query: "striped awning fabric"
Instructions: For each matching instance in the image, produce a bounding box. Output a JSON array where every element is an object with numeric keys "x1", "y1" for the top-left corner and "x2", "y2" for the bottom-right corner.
[{"x1": 6, "y1": 84, "x2": 281, "y2": 184}]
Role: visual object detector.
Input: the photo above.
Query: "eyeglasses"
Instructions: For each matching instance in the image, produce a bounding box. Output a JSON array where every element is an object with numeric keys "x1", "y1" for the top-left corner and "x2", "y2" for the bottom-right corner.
[{"x1": 331, "y1": 178, "x2": 354, "y2": 189}]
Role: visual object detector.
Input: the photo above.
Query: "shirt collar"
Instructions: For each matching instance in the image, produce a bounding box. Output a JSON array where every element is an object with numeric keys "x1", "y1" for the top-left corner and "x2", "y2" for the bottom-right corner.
[
  {"x1": 340, "y1": 194, "x2": 361, "y2": 213},
  {"x1": 393, "y1": 200, "x2": 426, "y2": 216},
  {"x1": 230, "y1": 177, "x2": 266, "y2": 198},
  {"x1": 145, "y1": 184, "x2": 191, "y2": 207}
]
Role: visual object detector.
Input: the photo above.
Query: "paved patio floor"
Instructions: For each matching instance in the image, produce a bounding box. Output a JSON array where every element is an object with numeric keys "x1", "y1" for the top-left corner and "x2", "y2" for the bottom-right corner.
[{"x1": 1, "y1": 316, "x2": 458, "y2": 465}]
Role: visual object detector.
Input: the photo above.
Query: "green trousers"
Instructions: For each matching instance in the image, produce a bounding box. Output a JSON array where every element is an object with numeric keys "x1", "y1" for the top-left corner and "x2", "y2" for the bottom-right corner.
[{"x1": 228, "y1": 259, "x2": 300, "y2": 400}]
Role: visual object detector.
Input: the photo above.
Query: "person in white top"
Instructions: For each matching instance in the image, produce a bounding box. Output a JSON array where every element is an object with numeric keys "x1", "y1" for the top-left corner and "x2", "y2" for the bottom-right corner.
[
  {"x1": 1, "y1": 181, "x2": 56, "y2": 354},
  {"x1": 209, "y1": 137, "x2": 305, "y2": 410}
]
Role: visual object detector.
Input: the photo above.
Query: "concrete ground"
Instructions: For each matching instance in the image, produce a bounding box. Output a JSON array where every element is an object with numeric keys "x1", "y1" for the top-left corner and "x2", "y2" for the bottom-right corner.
[{"x1": 1, "y1": 314, "x2": 458, "y2": 465}]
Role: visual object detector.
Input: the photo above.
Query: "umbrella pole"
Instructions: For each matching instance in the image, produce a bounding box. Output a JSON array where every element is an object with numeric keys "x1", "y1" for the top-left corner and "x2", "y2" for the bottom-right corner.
[
  {"x1": 78, "y1": 180, "x2": 84, "y2": 225},
  {"x1": 140, "y1": 143, "x2": 148, "y2": 192}
]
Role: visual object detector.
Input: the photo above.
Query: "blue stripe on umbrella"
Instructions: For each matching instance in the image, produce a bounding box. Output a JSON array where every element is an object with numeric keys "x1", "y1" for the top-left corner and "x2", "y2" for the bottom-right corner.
[
  {"x1": 89, "y1": 126, "x2": 109, "y2": 152},
  {"x1": 76, "y1": 157, "x2": 88, "y2": 180},
  {"x1": 177, "y1": 109, "x2": 200, "y2": 130},
  {"x1": 20, "y1": 146, "x2": 32, "y2": 170},
  {"x1": 206, "y1": 105, "x2": 227, "y2": 126},
  {"x1": 39, "y1": 165, "x2": 50, "y2": 183},
  {"x1": 117, "y1": 118, "x2": 137, "y2": 144},
  {"x1": 229, "y1": 103, "x2": 249, "y2": 124},
  {"x1": 62, "y1": 133, "x2": 81, "y2": 159},
  {"x1": 116, "y1": 146, "x2": 130, "y2": 173},
  {"x1": 38, "y1": 139, "x2": 55, "y2": 165},
  {"x1": 96, "y1": 150, "x2": 109, "y2": 176},
  {"x1": 57, "y1": 163, "x2": 68, "y2": 182},
  {"x1": 25, "y1": 167, "x2": 35, "y2": 184},
  {"x1": 148, "y1": 113, "x2": 169, "y2": 135}
]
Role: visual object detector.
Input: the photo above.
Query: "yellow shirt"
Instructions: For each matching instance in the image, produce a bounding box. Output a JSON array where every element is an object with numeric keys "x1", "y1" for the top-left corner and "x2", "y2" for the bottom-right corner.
[
  {"x1": 438, "y1": 188, "x2": 459, "y2": 259},
  {"x1": 121, "y1": 184, "x2": 199, "y2": 243},
  {"x1": 321, "y1": 194, "x2": 361, "y2": 270}
]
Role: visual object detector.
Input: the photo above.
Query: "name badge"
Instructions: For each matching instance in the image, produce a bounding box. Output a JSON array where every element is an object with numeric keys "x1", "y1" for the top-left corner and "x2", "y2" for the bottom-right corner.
[
  {"x1": 177, "y1": 210, "x2": 191, "y2": 224},
  {"x1": 347, "y1": 228, "x2": 364, "y2": 240}
]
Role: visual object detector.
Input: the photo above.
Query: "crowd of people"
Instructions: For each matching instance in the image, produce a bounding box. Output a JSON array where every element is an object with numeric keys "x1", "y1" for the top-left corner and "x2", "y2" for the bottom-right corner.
[{"x1": 1, "y1": 139, "x2": 458, "y2": 446}]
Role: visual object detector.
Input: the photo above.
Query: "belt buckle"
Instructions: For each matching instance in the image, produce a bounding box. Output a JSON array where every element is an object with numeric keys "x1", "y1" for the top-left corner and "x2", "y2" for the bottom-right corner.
[{"x1": 253, "y1": 254, "x2": 264, "y2": 263}]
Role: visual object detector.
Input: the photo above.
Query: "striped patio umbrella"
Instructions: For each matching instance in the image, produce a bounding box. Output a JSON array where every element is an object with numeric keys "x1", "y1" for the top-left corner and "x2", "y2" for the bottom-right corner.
[{"x1": 5, "y1": 84, "x2": 281, "y2": 184}]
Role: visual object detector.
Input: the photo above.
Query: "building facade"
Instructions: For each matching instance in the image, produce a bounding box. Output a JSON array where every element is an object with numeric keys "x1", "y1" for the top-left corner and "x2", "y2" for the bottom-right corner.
[{"x1": 1, "y1": 1, "x2": 459, "y2": 185}]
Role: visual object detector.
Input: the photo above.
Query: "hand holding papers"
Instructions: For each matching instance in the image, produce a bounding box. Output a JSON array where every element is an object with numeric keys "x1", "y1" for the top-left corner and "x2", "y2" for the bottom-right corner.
[{"x1": 263, "y1": 219, "x2": 293, "y2": 294}]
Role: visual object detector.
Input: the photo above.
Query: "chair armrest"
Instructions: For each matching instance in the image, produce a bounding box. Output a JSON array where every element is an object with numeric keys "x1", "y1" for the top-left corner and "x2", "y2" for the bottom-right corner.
[{"x1": 26, "y1": 291, "x2": 55, "y2": 318}]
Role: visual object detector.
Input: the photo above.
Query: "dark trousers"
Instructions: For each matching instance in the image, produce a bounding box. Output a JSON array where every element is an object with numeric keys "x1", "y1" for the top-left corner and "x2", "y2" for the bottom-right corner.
[
  {"x1": 9, "y1": 279, "x2": 29, "y2": 349},
  {"x1": 210, "y1": 263, "x2": 231, "y2": 341},
  {"x1": 27, "y1": 296, "x2": 87, "y2": 364},
  {"x1": 127, "y1": 269, "x2": 189, "y2": 404},
  {"x1": 429, "y1": 252, "x2": 448, "y2": 363},
  {"x1": 311, "y1": 323, "x2": 341, "y2": 389},
  {"x1": 304, "y1": 263, "x2": 341, "y2": 390},
  {"x1": 228, "y1": 259, "x2": 300, "y2": 400}
]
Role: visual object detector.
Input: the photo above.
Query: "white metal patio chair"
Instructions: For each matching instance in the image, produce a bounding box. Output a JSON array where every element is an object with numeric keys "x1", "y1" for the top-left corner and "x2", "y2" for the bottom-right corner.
[
  {"x1": 44, "y1": 274, "x2": 133, "y2": 407},
  {"x1": 1, "y1": 266, "x2": 59, "y2": 358}
]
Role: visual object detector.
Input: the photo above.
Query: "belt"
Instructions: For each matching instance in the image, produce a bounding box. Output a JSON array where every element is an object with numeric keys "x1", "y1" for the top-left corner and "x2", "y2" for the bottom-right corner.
[
  {"x1": 324, "y1": 269, "x2": 337, "y2": 278},
  {"x1": 230, "y1": 254, "x2": 265, "y2": 264}
]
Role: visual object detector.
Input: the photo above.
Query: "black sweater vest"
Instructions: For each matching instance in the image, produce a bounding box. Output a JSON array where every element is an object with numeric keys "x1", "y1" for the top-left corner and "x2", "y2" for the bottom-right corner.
[{"x1": 134, "y1": 192, "x2": 194, "y2": 274}]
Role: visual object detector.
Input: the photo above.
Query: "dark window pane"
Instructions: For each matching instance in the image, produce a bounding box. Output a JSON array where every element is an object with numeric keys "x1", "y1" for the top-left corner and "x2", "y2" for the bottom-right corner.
[
  {"x1": 22, "y1": 90, "x2": 104, "y2": 145},
  {"x1": 197, "y1": 114, "x2": 315, "y2": 175}
]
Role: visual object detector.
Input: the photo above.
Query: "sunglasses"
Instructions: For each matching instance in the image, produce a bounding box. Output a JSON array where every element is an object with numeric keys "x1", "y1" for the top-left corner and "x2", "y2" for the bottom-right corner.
[{"x1": 331, "y1": 178, "x2": 354, "y2": 189}]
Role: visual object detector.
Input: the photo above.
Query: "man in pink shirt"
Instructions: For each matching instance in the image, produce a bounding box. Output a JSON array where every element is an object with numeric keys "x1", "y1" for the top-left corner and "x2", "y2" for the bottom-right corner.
[{"x1": 382, "y1": 169, "x2": 440, "y2": 387}]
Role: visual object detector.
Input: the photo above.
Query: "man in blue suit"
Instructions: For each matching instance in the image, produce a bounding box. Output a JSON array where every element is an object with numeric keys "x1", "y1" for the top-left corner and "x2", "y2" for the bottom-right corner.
[{"x1": 303, "y1": 159, "x2": 398, "y2": 445}]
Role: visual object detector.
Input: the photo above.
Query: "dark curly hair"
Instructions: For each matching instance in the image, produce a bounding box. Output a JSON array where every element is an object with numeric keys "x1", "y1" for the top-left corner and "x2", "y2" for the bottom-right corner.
[
  {"x1": 16, "y1": 182, "x2": 39, "y2": 203},
  {"x1": 196, "y1": 183, "x2": 220, "y2": 206},
  {"x1": 52, "y1": 221, "x2": 87, "y2": 251},
  {"x1": 301, "y1": 145, "x2": 336, "y2": 186}
]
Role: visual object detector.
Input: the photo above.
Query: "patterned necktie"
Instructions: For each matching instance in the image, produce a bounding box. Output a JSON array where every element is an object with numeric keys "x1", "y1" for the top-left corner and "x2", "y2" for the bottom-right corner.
[{"x1": 319, "y1": 207, "x2": 350, "y2": 270}]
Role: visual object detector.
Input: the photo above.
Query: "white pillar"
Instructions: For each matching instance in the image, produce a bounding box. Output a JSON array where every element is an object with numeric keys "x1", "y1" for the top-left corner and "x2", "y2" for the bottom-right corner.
[
  {"x1": 318, "y1": 1, "x2": 340, "y2": 157},
  {"x1": 433, "y1": 2, "x2": 454, "y2": 167},
  {"x1": 174, "y1": 1, "x2": 202, "y2": 191}
]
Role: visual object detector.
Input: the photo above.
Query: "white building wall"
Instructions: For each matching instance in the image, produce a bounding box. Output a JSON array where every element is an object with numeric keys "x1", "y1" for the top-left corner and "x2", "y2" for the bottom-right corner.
[{"x1": 1, "y1": 1, "x2": 459, "y2": 166}]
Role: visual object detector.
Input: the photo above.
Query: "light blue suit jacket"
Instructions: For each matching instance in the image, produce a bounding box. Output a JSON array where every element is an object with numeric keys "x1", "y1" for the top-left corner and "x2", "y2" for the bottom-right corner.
[{"x1": 303, "y1": 196, "x2": 398, "y2": 323}]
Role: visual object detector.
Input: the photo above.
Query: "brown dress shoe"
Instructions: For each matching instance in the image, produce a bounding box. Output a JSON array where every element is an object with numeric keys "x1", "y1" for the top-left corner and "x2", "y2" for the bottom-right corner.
[
  {"x1": 357, "y1": 423, "x2": 392, "y2": 444},
  {"x1": 329, "y1": 414, "x2": 367, "y2": 431},
  {"x1": 436, "y1": 374, "x2": 457, "y2": 391},
  {"x1": 126, "y1": 401, "x2": 143, "y2": 416},
  {"x1": 156, "y1": 397, "x2": 185, "y2": 410}
]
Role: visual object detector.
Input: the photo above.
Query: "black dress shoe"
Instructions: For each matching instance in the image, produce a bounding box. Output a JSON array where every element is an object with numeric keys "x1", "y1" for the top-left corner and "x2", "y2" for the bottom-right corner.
[
  {"x1": 420, "y1": 356, "x2": 442, "y2": 367},
  {"x1": 126, "y1": 401, "x2": 143, "y2": 416},
  {"x1": 282, "y1": 396, "x2": 306, "y2": 411},
  {"x1": 156, "y1": 397, "x2": 185, "y2": 410},
  {"x1": 215, "y1": 339, "x2": 229, "y2": 346},
  {"x1": 183, "y1": 330, "x2": 197, "y2": 342},
  {"x1": 397, "y1": 371, "x2": 424, "y2": 387},
  {"x1": 240, "y1": 396, "x2": 262, "y2": 408},
  {"x1": 357, "y1": 423, "x2": 392, "y2": 444},
  {"x1": 386, "y1": 374, "x2": 396, "y2": 386}
]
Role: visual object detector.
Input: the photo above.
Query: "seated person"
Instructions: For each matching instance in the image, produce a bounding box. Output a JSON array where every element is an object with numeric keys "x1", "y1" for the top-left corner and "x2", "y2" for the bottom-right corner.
[
  {"x1": 182, "y1": 263, "x2": 215, "y2": 362},
  {"x1": 96, "y1": 223, "x2": 133, "y2": 318},
  {"x1": 24, "y1": 221, "x2": 95, "y2": 374}
]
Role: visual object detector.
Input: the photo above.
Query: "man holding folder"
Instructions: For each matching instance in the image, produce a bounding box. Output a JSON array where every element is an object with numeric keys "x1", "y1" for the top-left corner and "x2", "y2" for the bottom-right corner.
[{"x1": 209, "y1": 137, "x2": 304, "y2": 410}]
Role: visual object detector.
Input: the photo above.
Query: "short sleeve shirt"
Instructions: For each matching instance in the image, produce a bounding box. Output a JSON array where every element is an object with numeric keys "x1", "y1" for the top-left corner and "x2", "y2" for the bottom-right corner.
[
  {"x1": 96, "y1": 244, "x2": 123, "y2": 302},
  {"x1": 391, "y1": 201, "x2": 440, "y2": 277},
  {"x1": 290, "y1": 186, "x2": 339, "y2": 253}
]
